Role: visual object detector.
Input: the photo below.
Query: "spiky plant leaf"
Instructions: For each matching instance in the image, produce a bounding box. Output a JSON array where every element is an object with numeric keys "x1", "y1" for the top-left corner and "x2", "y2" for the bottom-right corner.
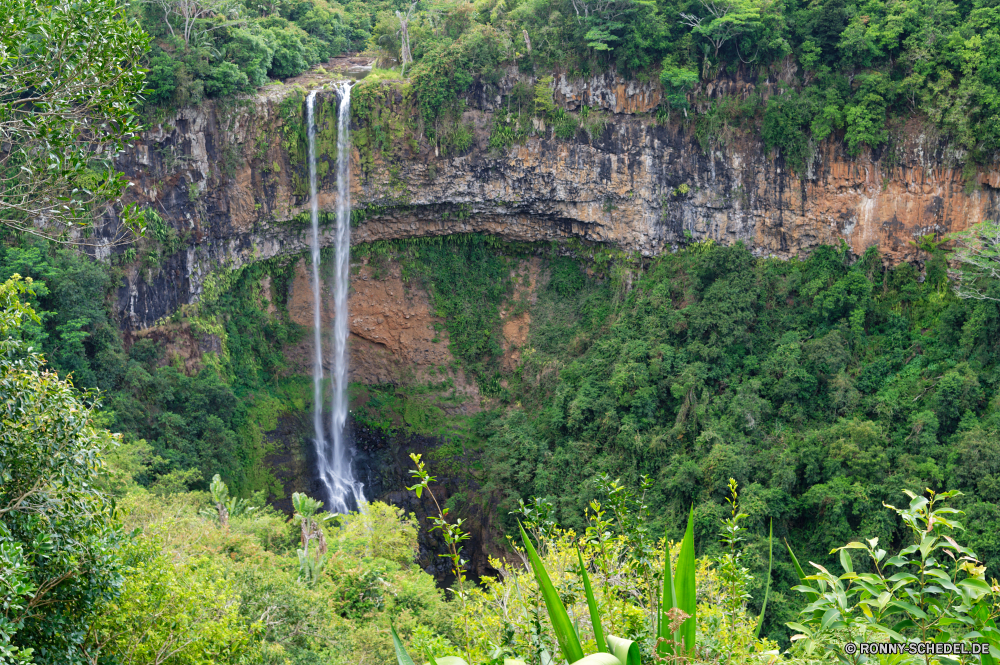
[
  {"x1": 674, "y1": 507, "x2": 697, "y2": 657},
  {"x1": 391, "y1": 625, "x2": 416, "y2": 665},
  {"x1": 577, "y1": 548, "x2": 607, "y2": 653},
  {"x1": 519, "y1": 524, "x2": 585, "y2": 664},
  {"x1": 657, "y1": 526, "x2": 677, "y2": 658},
  {"x1": 785, "y1": 539, "x2": 818, "y2": 603},
  {"x1": 756, "y1": 519, "x2": 773, "y2": 638}
]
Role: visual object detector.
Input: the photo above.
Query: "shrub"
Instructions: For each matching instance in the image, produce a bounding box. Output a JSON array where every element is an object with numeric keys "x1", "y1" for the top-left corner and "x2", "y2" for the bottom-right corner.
[
  {"x1": 554, "y1": 111, "x2": 579, "y2": 140},
  {"x1": 228, "y1": 28, "x2": 274, "y2": 87},
  {"x1": 206, "y1": 61, "x2": 250, "y2": 97},
  {"x1": 788, "y1": 490, "x2": 1000, "y2": 661},
  {"x1": 0, "y1": 276, "x2": 125, "y2": 663},
  {"x1": 145, "y1": 52, "x2": 180, "y2": 105},
  {"x1": 264, "y1": 26, "x2": 313, "y2": 79},
  {"x1": 411, "y1": 25, "x2": 506, "y2": 140},
  {"x1": 761, "y1": 88, "x2": 814, "y2": 175},
  {"x1": 337, "y1": 501, "x2": 419, "y2": 565},
  {"x1": 660, "y1": 64, "x2": 698, "y2": 110},
  {"x1": 844, "y1": 92, "x2": 889, "y2": 155}
]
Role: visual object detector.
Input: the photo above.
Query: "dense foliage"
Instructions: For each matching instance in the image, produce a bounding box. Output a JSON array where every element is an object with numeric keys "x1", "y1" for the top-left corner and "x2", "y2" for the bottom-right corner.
[
  {"x1": 131, "y1": 0, "x2": 1000, "y2": 166},
  {"x1": 140, "y1": 0, "x2": 1000, "y2": 169},
  {"x1": 82, "y1": 490, "x2": 451, "y2": 665},
  {"x1": 0, "y1": 235, "x2": 304, "y2": 497},
  {"x1": 346, "y1": 236, "x2": 1000, "y2": 643},
  {"x1": 0, "y1": 0, "x2": 148, "y2": 240},
  {"x1": 10, "y1": 219, "x2": 1000, "y2": 653},
  {"x1": 131, "y1": 0, "x2": 398, "y2": 108},
  {"x1": 380, "y1": 0, "x2": 1000, "y2": 161},
  {"x1": 0, "y1": 276, "x2": 124, "y2": 663}
]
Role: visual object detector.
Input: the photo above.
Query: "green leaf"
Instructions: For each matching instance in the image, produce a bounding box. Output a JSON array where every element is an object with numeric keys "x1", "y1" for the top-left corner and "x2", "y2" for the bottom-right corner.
[
  {"x1": 607, "y1": 634, "x2": 640, "y2": 665},
  {"x1": 674, "y1": 506, "x2": 697, "y2": 656},
  {"x1": 756, "y1": 519, "x2": 773, "y2": 638},
  {"x1": 959, "y1": 578, "x2": 992, "y2": 594},
  {"x1": 887, "y1": 600, "x2": 929, "y2": 620},
  {"x1": 786, "y1": 539, "x2": 819, "y2": 603},
  {"x1": 578, "y1": 548, "x2": 607, "y2": 654},
  {"x1": 919, "y1": 535, "x2": 938, "y2": 559},
  {"x1": 572, "y1": 654, "x2": 621, "y2": 665},
  {"x1": 391, "y1": 625, "x2": 416, "y2": 665},
  {"x1": 839, "y1": 548, "x2": 854, "y2": 574},
  {"x1": 519, "y1": 524, "x2": 585, "y2": 663}
]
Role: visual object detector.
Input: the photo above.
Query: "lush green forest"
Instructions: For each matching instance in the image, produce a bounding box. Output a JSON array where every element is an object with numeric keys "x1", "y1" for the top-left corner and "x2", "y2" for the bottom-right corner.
[
  {"x1": 8, "y1": 0, "x2": 1000, "y2": 662},
  {"x1": 352, "y1": 231, "x2": 1000, "y2": 644},
  {"x1": 9, "y1": 231, "x2": 1000, "y2": 663}
]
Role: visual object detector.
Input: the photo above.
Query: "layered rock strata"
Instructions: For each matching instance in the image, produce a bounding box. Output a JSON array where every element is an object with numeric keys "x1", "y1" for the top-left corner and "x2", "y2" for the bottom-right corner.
[{"x1": 101, "y1": 68, "x2": 1000, "y2": 331}]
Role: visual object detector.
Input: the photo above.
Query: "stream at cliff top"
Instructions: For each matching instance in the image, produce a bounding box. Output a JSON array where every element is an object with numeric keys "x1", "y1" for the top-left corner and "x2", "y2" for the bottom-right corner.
[{"x1": 307, "y1": 82, "x2": 365, "y2": 514}]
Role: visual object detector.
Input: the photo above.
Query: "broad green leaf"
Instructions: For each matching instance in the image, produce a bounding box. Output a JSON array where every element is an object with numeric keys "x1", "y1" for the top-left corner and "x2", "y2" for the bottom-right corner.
[
  {"x1": 854, "y1": 579, "x2": 881, "y2": 596},
  {"x1": 607, "y1": 634, "x2": 640, "y2": 665},
  {"x1": 887, "y1": 600, "x2": 929, "y2": 620},
  {"x1": 430, "y1": 659, "x2": 469, "y2": 665},
  {"x1": 959, "y1": 578, "x2": 992, "y2": 594},
  {"x1": 519, "y1": 524, "x2": 584, "y2": 663},
  {"x1": 578, "y1": 549, "x2": 607, "y2": 654},
  {"x1": 572, "y1": 654, "x2": 620, "y2": 665},
  {"x1": 839, "y1": 548, "x2": 853, "y2": 574},
  {"x1": 674, "y1": 506, "x2": 697, "y2": 657},
  {"x1": 785, "y1": 622, "x2": 812, "y2": 633},
  {"x1": 919, "y1": 535, "x2": 937, "y2": 559},
  {"x1": 391, "y1": 625, "x2": 416, "y2": 665}
]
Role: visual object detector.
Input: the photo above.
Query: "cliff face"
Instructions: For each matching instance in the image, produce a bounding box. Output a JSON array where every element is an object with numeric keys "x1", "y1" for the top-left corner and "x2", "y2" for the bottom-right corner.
[{"x1": 103, "y1": 68, "x2": 1000, "y2": 331}]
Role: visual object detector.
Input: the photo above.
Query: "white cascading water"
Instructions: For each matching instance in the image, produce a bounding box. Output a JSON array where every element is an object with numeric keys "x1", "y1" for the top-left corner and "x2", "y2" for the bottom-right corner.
[{"x1": 306, "y1": 83, "x2": 365, "y2": 514}]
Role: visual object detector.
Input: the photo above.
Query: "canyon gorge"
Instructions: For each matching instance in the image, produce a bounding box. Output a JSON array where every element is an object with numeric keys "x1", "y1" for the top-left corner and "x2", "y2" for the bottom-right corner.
[{"x1": 95, "y1": 68, "x2": 1000, "y2": 580}]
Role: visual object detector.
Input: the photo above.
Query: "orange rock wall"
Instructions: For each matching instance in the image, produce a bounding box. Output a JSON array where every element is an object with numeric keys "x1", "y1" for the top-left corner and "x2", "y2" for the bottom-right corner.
[{"x1": 279, "y1": 256, "x2": 541, "y2": 402}]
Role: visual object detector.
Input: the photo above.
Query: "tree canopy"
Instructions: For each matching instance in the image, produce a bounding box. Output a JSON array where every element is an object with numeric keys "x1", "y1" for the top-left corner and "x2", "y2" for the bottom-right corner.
[
  {"x1": 0, "y1": 0, "x2": 148, "y2": 243},
  {"x1": 0, "y1": 275, "x2": 124, "y2": 663}
]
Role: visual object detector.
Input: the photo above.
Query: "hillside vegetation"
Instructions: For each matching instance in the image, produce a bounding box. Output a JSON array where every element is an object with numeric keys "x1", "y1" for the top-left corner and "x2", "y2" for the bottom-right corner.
[
  {"x1": 7, "y1": 0, "x2": 1000, "y2": 663},
  {"x1": 140, "y1": 0, "x2": 1000, "y2": 167}
]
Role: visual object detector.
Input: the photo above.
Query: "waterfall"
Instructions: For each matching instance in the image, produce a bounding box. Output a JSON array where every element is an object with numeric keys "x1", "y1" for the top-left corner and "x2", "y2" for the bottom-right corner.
[
  {"x1": 306, "y1": 83, "x2": 365, "y2": 514},
  {"x1": 306, "y1": 90, "x2": 328, "y2": 505},
  {"x1": 328, "y1": 80, "x2": 365, "y2": 513}
]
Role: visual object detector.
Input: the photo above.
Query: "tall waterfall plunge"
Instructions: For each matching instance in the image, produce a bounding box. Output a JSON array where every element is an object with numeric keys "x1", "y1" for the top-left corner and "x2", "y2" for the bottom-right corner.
[{"x1": 306, "y1": 83, "x2": 365, "y2": 514}]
